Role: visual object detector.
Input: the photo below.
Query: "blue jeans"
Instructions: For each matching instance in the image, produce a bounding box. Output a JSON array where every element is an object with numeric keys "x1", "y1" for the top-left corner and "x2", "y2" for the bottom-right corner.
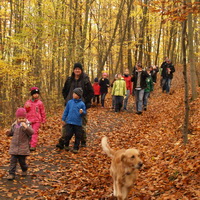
[
  {"x1": 143, "y1": 92, "x2": 150, "y2": 107},
  {"x1": 162, "y1": 78, "x2": 172, "y2": 93},
  {"x1": 123, "y1": 90, "x2": 130, "y2": 109},
  {"x1": 135, "y1": 89, "x2": 145, "y2": 112}
]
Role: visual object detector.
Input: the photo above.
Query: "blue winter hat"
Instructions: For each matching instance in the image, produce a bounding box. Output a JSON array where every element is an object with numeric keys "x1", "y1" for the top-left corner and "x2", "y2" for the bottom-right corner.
[{"x1": 94, "y1": 77, "x2": 98, "y2": 82}]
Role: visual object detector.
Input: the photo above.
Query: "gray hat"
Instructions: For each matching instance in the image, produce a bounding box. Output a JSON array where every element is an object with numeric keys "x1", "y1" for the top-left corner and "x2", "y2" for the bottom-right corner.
[{"x1": 73, "y1": 88, "x2": 83, "y2": 97}]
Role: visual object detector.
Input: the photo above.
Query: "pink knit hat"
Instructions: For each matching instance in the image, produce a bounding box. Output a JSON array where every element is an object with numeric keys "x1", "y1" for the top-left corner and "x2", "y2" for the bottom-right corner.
[
  {"x1": 102, "y1": 72, "x2": 108, "y2": 76},
  {"x1": 15, "y1": 108, "x2": 27, "y2": 118},
  {"x1": 30, "y1": 87, "x2": 40, "y2": 96}
]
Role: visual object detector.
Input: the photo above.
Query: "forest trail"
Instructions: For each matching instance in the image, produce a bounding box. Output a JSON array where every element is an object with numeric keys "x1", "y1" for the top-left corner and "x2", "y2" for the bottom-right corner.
[{"x1": 0, "y1": 72, "x2": 200, "y2": 200}]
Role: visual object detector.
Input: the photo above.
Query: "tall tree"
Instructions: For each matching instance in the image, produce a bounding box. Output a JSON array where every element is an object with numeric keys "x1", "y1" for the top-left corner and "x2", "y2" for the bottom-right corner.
[
  {"x1": 97, "y1": 0, "x2": 126, "y2": 76},
  {"x1": 182, "y1": 0, "x2": 189, "y2": 144},
  {"x1": 187, "y1": 0, "x2": 198, "y2": 100}
]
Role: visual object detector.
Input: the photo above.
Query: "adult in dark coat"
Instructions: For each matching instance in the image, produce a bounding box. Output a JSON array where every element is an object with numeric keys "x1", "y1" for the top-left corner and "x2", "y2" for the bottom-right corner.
[
  {"x1": 56, "y1": 63, "x2": 94, "y2": 149},
  {"x1": 161, "y1": 59, "x2": 175, "y2": 93},
  {"x1": 131, "y1": 63, "x2": 149, "y2": 114}
]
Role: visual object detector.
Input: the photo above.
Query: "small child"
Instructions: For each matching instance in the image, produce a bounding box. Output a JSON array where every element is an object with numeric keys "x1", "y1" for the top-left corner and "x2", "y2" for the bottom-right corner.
[
  {"x1": 92, "y1": 78, "x2": 100, "y2": 106},
  {"x1": 110, "y1": 74, "x2": 118, "y2": 109},
  {"x1": 24, "y1": 87, "x2": 46, "y2": 151},
  {"x1": 62, "y1": 88, "x2": 86, "y2": 153},
  {"x1": 111, "y1": 73, "x2": 127, "y2": 112},
  {"x1": 7, "y1": 108, "x2": 34, "y2": 180},
  {"x1": 143, "y1": 67, "x2": 154, "y2": 111},
  {"x1": 99, "y1": 73, "x2": 110, "y2": 108}
]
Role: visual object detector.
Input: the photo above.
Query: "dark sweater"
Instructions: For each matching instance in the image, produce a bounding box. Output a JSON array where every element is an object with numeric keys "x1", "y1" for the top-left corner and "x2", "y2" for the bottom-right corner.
[
  {"x1": 131, "y1": 70, "x2": 149, "y2": 90},
  {"x1": 99, "y1": 78, "x2": 110, "y2": 94}
]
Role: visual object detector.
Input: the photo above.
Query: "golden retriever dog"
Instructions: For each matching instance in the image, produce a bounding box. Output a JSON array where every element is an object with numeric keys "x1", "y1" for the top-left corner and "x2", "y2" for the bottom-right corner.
[{"x1": 101, "y1": 136, "x2": 143, "y2": 200}]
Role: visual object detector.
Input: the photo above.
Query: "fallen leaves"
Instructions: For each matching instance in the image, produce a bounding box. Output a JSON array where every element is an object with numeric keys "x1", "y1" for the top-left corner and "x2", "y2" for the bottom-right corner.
[{"x1": 0, "y1": 74, "x2": 200, "y2": 199}]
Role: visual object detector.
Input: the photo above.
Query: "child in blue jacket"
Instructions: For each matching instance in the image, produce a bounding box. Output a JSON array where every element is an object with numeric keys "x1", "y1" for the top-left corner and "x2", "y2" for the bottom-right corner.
[{"x1": 62, "y1": 88, "x2": 86, "y2": 153}]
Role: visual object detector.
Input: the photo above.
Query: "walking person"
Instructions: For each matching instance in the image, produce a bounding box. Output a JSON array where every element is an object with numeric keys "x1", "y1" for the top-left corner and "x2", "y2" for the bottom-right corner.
[
  {"x1": 92, "y1": 78, "x2": 100, "y2": 106},
  {"x1": 161, "y1": 59, "x2": 175, "y2": 94},
  {"x1": 143, "y1": 67, "x2": 154, "y2": 111},
  {"x1": 123, "y1": 68, "x2": 132, "y2": 110},
  {"x1": 131, "y1": 63, "x2": 149, "y2": 115},
  {"x1": 150, "y1": 65, "x2": 159, "y2": 84},
  {"x1": 7, "y1": 108, "x2": 34, "y2": 180},
  {"x1": 62, "y1": 88, "x2": 86, "y2": 154},
  {"x1": 160, "y1": 57, "x2": 169, "y2": 87},
  {"x1": 111, "y1": 73, "x2": 126, "y2": 113},
  {"x1": 56, "y1": 63, "x2": 93, "y2": 149},
  {"x1": 99, "y1": 73, "x2": 110, "y2": 108},
  {"x1": 110, "y1": 74, "x2": 118, "y2": 109},
  {"x1": 24, "y1": 87, "x2": 46, "y2": 151}
]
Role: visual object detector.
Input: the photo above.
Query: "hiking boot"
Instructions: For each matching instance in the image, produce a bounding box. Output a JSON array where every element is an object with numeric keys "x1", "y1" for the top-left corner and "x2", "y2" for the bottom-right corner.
[
  {"x1": 72, "y1": 149, "x2": 78, "y2": 154},
  {"x1": 143, "y1": 107, "x2": 147, "y2": 111},
  {"x1": 30, "y1": 147, "x2": 36, "y2": 151},
  {"x1": 56, "y1": 143, "x2": 64, "y2": 149},
  {"x1": 7, "y1": 174, "x2": 15, "y2": 180},
  {"x1": 64, "y1": 146, "x2": 70, "y2": 151},
  {"x1": 136, "y1": 111, "x2": 142, "y2": 115},
  {"x1": 81, "y1": 143, "x2": 87, "y2": 147},
  {"x1": 22, "y1": 171, "x2": 27, "y2": 177}
]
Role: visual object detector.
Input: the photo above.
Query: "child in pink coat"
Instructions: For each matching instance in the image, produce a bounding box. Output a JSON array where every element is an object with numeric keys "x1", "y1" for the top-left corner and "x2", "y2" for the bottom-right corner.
[{"x1": 24, "y1": 87, "x2": 46, "y2": 151}]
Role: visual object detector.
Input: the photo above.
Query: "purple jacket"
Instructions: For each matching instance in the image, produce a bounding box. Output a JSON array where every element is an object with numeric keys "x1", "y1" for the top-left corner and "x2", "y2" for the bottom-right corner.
[
  {"x1": 24, "y1": 99, "x2": 46, "y2": 123},
  {"x1": 8, "y1": 121, "x2": 34, "y2": 155}
]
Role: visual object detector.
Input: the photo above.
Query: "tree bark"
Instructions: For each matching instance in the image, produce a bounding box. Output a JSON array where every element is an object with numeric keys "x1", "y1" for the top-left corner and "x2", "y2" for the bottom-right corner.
[
  {"x1": 97, "y1": 0, "x2": 126, "y2": 77},
  {"x1": 182, "y1": 0, "x2": 189, "y2": 145},
  {"x1": 138, "y1": 0, "x2": 148, "y2": 63},
  {"x1": 155, "y1": 14, "x2": 163, "y2": 65},
  {"x1": 187, "y1": 0, "x2": 198, "y2": 100}
]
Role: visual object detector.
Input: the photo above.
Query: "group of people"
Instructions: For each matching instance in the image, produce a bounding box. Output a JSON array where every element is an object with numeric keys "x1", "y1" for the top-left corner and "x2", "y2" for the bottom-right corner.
[{"x1": 6, "y1": 59, "x2": 175, "y2": 180}]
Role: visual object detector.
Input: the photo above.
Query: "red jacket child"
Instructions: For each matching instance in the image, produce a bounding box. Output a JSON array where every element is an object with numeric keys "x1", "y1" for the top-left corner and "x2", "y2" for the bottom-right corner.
[
  {"x1": 93, "y1": 78, "x2": 100, "y2": 95},
  {"x1": 92, "y1": 78, "x2": 100, "y2": 105}
]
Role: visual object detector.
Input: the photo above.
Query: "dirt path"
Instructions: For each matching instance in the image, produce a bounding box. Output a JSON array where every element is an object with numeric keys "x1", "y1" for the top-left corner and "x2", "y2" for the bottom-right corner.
[{"x1": 0, "y1": 72, "x2": 199, "y2": 199}]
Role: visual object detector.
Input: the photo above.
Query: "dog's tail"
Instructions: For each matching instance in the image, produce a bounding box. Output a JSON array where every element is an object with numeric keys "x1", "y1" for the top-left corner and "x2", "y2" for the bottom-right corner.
[{"x1": 101, "y1": 136, "x2": 115, "y2": 158}]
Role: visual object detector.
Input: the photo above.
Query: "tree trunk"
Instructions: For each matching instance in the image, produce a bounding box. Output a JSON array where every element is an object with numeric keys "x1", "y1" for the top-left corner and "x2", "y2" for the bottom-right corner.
[
  {"x1": 182, "y1": 0, "x2": 189, "y2": 144},
  {"x1": 187, "y1": 0, "x2": 198, "y2": 100},
  {"x1": 116, "y1": 0, "x2": 134, "y2": 73},
  {"x1": 34, "y1": 0, "x2": 43, "y2": 88},
  {"x1": 138, "y1": 0, "x2": 148, "y2": 63},
  {"x1": 97, "y1": 0, "x2": 126, "y2": 77},
  {"x1": 155, "y1": 14, "x2": 163, "y2": 65},
  {"x1": 127, "y1": 0, "x2": 133, "y2": 70}
]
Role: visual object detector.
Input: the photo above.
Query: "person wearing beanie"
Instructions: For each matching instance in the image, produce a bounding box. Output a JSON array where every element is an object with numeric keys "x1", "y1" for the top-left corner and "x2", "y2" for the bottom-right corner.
[
  {"x1": 73, "y1": 63, "x2": 83, "y2": 71},
  {"x1": 92, "y1": 78, "x2": 100, "y2": 106},
  {"x1": 122, "y1": 69, "x2": 132, "y2": 110},
  {"x1": 57, "y1": 63, "x2": 94, "y2": 149},
  {"x1": 6, "y1": 108, "x2": 34, "y2": 180},
  {"x1": 111, "y1": 73, "x2": 127, "y2": 112},
  {"x1": 24, "y1": 87, "x2": 46, "y2": 151},
  {"x1": 73, "y1": 87, "x2": 83, "y2": 97},
  {"x1": 99, "y1": 72, "x2": 110, "y2": 108},
  {"x1": 62, "y1": 88, "x2": 86, "y2": 153},
  {"x1": 30, "y1": 87, "x2": 40, "y2": 96}
]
